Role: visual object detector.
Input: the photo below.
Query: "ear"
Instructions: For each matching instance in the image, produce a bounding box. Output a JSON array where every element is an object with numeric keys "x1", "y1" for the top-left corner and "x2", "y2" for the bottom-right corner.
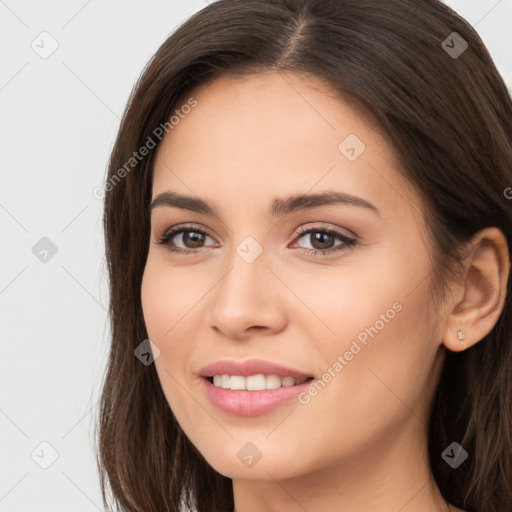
[{"x1": 442, "y1": 227, "x2": 510, "y2": 352}]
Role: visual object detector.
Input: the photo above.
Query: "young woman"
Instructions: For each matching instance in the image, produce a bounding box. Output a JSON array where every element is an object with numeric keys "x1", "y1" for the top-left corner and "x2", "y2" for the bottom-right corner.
[{"x1": 95, "y1": 1, "x2": 512, "y2": 511}]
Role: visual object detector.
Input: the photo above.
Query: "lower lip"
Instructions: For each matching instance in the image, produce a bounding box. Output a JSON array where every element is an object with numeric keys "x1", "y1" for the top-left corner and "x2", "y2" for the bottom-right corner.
[{"x1": 201, "y1": 377, "x2": 313, "y2": 416}]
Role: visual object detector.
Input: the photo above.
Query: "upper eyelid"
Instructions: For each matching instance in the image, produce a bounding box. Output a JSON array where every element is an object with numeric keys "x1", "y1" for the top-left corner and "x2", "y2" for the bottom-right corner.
[
  {"x1": 158, "y1": 223, "x2": 355, "y2": 246},
  {"x1": 158, "y1": 222, "x2": 351, "y2": 236},
  {"x1": 161, "y1": 224, "x2": 218, "y2": 241}
]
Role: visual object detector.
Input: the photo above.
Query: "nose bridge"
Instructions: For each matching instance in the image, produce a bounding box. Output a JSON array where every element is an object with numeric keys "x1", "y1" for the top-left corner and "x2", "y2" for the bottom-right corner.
[
  {"x1": 207, "y1": 234, "x2": 287, "y2": 336},
  {"x1": 216, "y1": 235, "x2": 270, "y2": 309}
]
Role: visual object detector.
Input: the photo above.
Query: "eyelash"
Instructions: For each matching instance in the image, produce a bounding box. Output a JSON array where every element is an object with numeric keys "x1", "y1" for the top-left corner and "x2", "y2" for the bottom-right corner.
[{"x1": 155, "y1": 223, "x2": 357, "y2": 257}]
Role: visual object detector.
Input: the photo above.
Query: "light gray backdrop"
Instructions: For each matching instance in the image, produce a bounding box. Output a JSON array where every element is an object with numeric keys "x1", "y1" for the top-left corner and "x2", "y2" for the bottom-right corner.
[{"x1": 1, "y1": 1, "x2": 511, "y2": 510}]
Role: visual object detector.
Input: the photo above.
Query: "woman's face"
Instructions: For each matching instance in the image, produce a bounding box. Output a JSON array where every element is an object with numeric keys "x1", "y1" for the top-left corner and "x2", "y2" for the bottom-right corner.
[{"x1": 141, "y1": 71, "x2": 447, "y2": 480}]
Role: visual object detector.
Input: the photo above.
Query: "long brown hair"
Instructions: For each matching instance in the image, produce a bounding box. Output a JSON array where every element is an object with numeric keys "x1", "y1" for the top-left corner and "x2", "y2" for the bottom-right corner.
[{"x1": 94, "y1": 1, "x2": 512, "y2": 510}]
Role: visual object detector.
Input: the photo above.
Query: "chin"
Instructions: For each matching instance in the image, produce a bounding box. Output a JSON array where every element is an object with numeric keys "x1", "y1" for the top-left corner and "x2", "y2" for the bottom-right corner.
[{"x1": 195, "y1": 444, "x2": 310, "y2": 481}]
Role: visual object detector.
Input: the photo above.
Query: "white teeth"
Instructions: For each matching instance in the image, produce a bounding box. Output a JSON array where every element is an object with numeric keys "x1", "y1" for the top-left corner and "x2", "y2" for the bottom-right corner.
[
  {"x1": 281, "y1": 376, "x2": 296, "y2": 387},
  {"x1": 246, "y1": 374, "x2": 266, "y2": 390},
  {"x1": 211, "y1": 373, "x2": 310, "y2": 390},
  {"x1": 265, "y1": 374, "x2": 281, "y2": 389},
  {"x1": 229, "y1": 375, "x2": 246, "y2": 390}
]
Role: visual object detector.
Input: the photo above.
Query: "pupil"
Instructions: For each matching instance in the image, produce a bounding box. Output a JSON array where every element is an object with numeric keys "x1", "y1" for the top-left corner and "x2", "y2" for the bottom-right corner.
[
  {"x1": 185, "y1": 232, "x2": 204, "y2": 248},
  {"x1": 312, "y1": 232, "x2": 332, "y2": 249}
]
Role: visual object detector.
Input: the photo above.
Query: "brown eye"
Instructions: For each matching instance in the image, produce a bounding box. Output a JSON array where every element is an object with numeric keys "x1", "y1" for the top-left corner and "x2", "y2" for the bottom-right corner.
[
  {"x1": 307, "y1": 231, "x2": 336, "y2": 250},
  {"x1": 293, "y1": 226, "x2": 357, "y2": 256},
  {"x1": 177, "y1": 230, "x2": 207, "y2": 249},
  {"x1": 155, "y1": 225, "x2": 217, "y2": 254}
]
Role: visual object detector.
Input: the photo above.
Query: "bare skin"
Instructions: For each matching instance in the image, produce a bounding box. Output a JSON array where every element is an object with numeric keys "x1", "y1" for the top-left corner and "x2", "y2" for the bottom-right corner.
[{"x1": 141, "y1": 71, "x2": 509, "y2": 512}]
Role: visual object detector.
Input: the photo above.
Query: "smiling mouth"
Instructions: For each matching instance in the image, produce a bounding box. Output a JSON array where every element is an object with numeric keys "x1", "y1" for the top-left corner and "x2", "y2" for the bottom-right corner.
[{"x1": 205, "y1": 374, "x2": 315, "y2": 391}]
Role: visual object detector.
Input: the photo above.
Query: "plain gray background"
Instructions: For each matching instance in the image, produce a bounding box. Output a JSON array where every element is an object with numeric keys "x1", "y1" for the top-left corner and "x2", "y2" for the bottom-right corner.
[{"x1": 1, "y1": 1, "x2": 511, "y2": 510}]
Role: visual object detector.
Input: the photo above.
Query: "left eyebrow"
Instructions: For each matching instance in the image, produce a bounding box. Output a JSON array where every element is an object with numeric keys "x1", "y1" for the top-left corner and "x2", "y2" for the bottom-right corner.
[
  {"x1": 150, "y1": 190, "x2": 380, "y2": 217},
  {"x1": 270, "y1": 191, "x2": 379, "y2": 216}
]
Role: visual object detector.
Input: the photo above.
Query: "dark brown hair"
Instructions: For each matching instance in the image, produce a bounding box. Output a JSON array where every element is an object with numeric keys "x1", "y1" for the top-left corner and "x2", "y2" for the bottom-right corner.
[{"x1": 95, "y1": 1, "x2": 512, "y2": 511}]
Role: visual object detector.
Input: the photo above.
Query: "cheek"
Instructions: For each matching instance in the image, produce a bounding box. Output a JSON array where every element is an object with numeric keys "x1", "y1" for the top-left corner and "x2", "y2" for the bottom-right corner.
[
  {"x1": 140, "y1": 260, "x2": 190, "y2": 393},
  {"x1": 141, "y1": 267, "x2": 169, "y2": 344},
  {"x1": 285, "y1": 283, "x2": 437, "y2": 473},
  {"x1": 317, "y1": 265, "x2": 437, "y2": 430},
  {"x1": 140, "y1": 257, "x2": 208, "y2": 411},
  {"x1": 140, "y1": 255, "x2": 206, "y2": 340},
  {"x1": 141, "y1": 255, "x2": 201, "y2": 427},
  {"x1": 279, "y1": 255, "x2": 408, "y2": 359},
  {"x1": 290, "y1": 241, "x2": 436, "y2": 406}
]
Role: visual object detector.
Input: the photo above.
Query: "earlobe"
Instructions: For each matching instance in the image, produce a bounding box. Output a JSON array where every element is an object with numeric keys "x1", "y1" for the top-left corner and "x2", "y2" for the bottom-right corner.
[{"x1": 441, "y1": 227, "x2": 510, "y2": 353}]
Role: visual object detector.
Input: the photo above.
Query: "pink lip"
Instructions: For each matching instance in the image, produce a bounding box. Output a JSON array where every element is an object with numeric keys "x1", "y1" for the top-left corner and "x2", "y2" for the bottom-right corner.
[
  {"x1": 200, "y1": 377, "x2": 313, "y2": 416},
  {"x1": 198, "y1": 358, "x2": 314, "y2": 416},
  {"x1": 198, "y1": 358, "x2": 313, "y2": 379}
]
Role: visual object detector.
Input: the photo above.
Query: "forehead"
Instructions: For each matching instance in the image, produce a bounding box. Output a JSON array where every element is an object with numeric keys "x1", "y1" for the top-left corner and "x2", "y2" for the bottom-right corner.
[{"x1": 151, "y1": 71, "x2": 419, "y2": 222}]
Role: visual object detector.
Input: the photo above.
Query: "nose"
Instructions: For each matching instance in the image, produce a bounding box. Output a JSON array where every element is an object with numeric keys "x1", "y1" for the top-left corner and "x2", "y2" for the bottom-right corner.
[{"x1": 207, "y1": 248, "x2": 288, "y2": 341}]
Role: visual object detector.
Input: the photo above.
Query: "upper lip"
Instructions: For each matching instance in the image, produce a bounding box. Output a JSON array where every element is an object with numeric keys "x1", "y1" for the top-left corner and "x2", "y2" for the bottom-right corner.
[{"x1": 198, "y1": 358, "x2": 313, "y2": 379}]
